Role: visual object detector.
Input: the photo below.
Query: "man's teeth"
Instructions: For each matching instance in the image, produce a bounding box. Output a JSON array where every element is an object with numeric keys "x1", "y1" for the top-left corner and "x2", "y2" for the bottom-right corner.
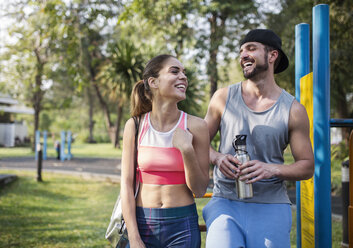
[
  {"x1": 176, "y1": 85, "x2": 186, "y2": 89},
  {"x1": 244, "y1": 62, "x2": 252, "y2": 67}
]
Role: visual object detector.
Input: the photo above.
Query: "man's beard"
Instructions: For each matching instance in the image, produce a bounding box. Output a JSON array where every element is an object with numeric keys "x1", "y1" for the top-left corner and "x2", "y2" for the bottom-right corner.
[{"x1": 243, "y1": 54, "x2": 269, "y2": 79}]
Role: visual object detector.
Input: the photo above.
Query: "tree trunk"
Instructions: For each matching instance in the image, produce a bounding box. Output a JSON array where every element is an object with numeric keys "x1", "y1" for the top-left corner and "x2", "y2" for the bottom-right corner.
[
  {"x1": 33, "y1": 62, "x2": 45, "y2": 183},
  {"x1": 114, "y1": 104, "x2": 123, "y2": 148},
  {"x1": 32, "y1": 62, "x2": 44, "y2": 151},
  {"x1": 87, "y1": 85, "x2": 96, "y2": 143},
  {"x1": 208, "y1": 13, "x2": 226, "y2": 98},
  {"x1": 91, "y1": 81, "x2": 115, "y2": 143},
  {"x1": 208, "y1": 14, "x2": 218, "y2": 98}
]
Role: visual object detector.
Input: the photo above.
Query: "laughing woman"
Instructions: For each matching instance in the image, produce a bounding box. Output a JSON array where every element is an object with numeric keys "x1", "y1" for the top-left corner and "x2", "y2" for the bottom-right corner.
[{"x1": 120, "y1": 54, "x2": 210, "y2": 248}]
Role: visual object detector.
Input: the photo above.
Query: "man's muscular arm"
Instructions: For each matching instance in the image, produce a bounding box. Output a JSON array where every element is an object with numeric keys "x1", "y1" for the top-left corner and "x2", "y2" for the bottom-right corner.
[
  {"x1": 205, "y1": 87, "x2": 240, "y2": 179},
  {"x1": 239, "y1": 100, "x2": 314, "y2": 183}
]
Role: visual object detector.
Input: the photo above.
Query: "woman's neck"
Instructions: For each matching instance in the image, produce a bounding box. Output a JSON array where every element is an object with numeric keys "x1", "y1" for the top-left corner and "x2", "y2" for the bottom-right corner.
[{"x1": 150, "y1": 101, "x2": 180, "y2": 132}]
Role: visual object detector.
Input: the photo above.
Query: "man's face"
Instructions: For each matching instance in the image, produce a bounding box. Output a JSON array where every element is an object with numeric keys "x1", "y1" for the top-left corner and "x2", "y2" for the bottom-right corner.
[{"x1": 239, "y1": 42, "x2": 269, "y2": 79}]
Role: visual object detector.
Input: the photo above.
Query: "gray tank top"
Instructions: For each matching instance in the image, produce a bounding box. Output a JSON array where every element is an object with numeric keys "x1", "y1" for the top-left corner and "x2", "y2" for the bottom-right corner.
[{"x1": 213, "y1": 82, "x2": 295, "y2": 204}]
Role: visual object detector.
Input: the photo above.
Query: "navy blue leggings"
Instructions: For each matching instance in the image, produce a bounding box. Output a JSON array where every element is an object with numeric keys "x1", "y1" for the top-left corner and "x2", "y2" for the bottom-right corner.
[{"x1": 135, "y1": 203, "x2": 200, "y2": 248}]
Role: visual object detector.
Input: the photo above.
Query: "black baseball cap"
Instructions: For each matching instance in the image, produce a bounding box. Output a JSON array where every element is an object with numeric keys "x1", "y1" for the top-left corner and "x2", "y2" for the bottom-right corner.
[{"x1": 240, "y1": 29, "x2": 289, "y2": 74}]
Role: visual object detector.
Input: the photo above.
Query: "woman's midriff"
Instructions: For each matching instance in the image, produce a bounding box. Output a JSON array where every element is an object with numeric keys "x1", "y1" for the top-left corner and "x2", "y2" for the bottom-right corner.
[{"x1": 136, "y1": 183, "x2": 194, "y2": 208}]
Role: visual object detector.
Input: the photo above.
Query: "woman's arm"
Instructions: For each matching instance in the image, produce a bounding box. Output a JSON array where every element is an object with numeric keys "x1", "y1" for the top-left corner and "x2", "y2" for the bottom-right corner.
[
  {"x1": 120, "y1": 118, "x2": 145, "y2": 248},
  {"x1": 173, "y1": 116, "x2": 210, "y2": 197}
]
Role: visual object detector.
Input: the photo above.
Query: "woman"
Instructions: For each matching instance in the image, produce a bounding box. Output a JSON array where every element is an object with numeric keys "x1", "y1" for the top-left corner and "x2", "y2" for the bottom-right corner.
[{"x1": 120, "y1": 54, "x2": 209, "y2": 248}]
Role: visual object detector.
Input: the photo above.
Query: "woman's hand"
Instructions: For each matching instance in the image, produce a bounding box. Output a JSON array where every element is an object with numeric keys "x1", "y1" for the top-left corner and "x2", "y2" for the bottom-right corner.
[
  {"x1": 129, "y1": 238, "x2": 146, "y2": 248},
  {"x1": 172, "y1": 127, "x2": 193, "y2": 152}
]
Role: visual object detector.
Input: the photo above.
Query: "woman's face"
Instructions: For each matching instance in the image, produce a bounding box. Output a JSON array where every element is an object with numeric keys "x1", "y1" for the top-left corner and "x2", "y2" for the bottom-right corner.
[{"x1": 149, "y1": 57, "x2": 188, "y2": 101}]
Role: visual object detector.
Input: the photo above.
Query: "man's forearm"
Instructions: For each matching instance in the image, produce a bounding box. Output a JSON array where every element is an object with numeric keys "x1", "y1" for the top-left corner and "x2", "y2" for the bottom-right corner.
[{"x1": 209, "y1": 146, "x2": 219, "y2": 165}]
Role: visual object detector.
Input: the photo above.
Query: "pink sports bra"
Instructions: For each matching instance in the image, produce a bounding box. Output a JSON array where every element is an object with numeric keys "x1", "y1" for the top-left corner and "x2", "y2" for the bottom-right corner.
[{"x1": 137, "y1": 111, "x2": 187, "y2": 185}]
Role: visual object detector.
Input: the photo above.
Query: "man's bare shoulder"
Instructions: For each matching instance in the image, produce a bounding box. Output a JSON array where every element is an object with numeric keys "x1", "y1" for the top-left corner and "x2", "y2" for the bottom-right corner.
[
  {"x1": 210, "y1": 86, "x2": 230, "y2": 106},
  {"x1": 289, "y1": 99, "x2": 310, "y2": 130},
  {"x1": 213, "y1": 86, "x2": 229, "y2": 98},
  {"x1": 290, "y1": 100, "x2": 308, "y2": 116}
]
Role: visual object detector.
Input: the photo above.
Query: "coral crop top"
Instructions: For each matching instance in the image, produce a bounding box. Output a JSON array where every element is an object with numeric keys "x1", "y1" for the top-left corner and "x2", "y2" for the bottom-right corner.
[{"x1": 137, "y1": 111, "x2": 187, "y2": 185}]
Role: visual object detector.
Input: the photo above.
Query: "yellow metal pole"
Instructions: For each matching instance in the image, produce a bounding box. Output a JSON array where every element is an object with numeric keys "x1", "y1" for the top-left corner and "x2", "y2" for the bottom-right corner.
[{"x1": 349, "y1": 130, "x2": 353, "y2": 248}]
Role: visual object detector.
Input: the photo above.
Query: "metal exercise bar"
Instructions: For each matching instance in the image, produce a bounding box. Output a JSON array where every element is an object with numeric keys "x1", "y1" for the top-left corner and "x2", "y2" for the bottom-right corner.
[{"x1": 330, "y1": 119, "x2": 353, "y2": 128}]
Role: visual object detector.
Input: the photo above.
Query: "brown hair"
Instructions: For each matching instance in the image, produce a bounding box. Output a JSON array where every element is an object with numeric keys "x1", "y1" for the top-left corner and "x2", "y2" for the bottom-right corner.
[{"x1": 130, "y1": 54, "x2": 176, "y2": 117}]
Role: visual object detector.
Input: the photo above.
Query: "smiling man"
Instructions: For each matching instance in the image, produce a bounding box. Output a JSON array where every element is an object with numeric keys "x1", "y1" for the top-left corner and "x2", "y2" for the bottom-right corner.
[{"x1": 203, "y1": 29, "x2": 314, "y2": 248}]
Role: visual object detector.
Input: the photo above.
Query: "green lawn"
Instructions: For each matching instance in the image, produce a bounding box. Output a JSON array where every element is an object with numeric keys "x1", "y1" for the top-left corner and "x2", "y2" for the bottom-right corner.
[
  {"x1": 0, "y1": 142, "x2": 121, "y2": 159},
  {"x1": 0, "y1": 170, "x2": 119, "y2": 248},
  {"x1": 0, "y1": 170, "x2": 343, "y2": 248}
]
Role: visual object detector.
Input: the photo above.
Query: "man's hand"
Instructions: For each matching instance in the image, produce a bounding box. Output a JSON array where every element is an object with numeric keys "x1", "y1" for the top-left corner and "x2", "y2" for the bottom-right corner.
[
  {"x1": 214, "y1": 153, "x2": 241, "y2": 179},
  {"x1": 238, "y1": 160, "x2": 280, "y2": 183}
]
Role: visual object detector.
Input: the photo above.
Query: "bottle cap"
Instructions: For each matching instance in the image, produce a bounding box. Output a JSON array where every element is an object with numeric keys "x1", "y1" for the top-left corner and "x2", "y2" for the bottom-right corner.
[
  {"x1": 234, "y1": 135, "x2": 247, "y2": 145},
  {"x1": 232, "y1": 135, "x2": 247, "y2": 152}
]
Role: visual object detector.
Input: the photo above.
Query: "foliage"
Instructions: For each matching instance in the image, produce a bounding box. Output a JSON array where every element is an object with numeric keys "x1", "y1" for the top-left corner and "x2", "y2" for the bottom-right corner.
[
  {"x1": 0, "y1": 0, "x2": 69, "y2": 145},
  {"x1": 119, "y1": 0, "x2": 260, "y2": 98},
  {"x1": 322, "y1": 0, "x2": 353, "y2": 120},
  {"x1": 97, "y1": 40, "x2": 145, "y2": 147},
  {"x1": 265, "y1": 0, "x2": 353, "y2": 126},
  {"x1": 331, "y1": 141, "x2": 350, "y2": 162},
  {"x1": 1, "y1": 0, "x2": 352, "y2": 146},
  {"x1": 118, "y1": 0, "x2": 195, "y2": 58},
  {"x1": 331, "y1": 141, "x2": 349, "y2": 194},
  {"x1": 178, "y1": 66, "x2": 207, "y2": 117}
]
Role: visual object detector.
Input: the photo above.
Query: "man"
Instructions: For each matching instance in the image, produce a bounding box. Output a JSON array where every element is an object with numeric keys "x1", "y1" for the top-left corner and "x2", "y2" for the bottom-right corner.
[{"x1": 203, "y1": 29, "x2": 314, "y2": 248}]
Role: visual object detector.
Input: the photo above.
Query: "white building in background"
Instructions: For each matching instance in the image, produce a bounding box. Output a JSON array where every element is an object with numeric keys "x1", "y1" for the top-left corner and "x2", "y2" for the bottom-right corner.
[
  {"x1": 0, "y1": 93, "x2": 34, "y2": 147},
  {"x1": 330, "y1": 127, "x2": 343, "y2": 145}
]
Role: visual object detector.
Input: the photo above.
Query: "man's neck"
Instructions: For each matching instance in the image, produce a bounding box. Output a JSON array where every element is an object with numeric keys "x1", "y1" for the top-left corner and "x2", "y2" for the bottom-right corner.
[
  {"x1": 242, "y1": 70, "x2": 280, "y2": 97},
  {"x1": 241, "y1": 73, "x2": 282, "y2": 112}
]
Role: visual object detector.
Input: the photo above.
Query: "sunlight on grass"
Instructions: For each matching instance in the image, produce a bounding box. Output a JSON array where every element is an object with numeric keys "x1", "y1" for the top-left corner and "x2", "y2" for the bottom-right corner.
[
  {"x1": 0, "y1": 147, "x2": 34, "y2": 158},
  {"x1": 0, "y1": 142, "x2": 121, "y2": 159},
  {"x1": 0, "y1": 170, "x2": 119, "y2": 248}
]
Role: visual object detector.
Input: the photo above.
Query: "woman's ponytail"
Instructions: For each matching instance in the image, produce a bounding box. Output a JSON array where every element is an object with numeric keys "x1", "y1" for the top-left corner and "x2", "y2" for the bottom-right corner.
[{"x1": 130, "y1": 80, "x2": 152, "y2": 117}]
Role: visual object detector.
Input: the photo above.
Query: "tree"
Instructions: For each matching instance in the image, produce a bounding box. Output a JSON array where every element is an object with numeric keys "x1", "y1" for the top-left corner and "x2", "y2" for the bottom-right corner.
[
  {"x1": 119, "y1": 0, "x2": 259, "y2": 99},
  {"x1": 57, "y1": 0, "x2": 123, "y2": 144},
  {"x1": 265, "y1": 0, "x2": 353, "y2": 140},
  {"x1": 97, "y1": 40, "x2": 144, "y2": 147},
  {"x1": 196, "y1": 0, "x2": 259, "y2": 97},
  {"x1": 0, "y1": 0, "x2": 67, "y2": 149}
]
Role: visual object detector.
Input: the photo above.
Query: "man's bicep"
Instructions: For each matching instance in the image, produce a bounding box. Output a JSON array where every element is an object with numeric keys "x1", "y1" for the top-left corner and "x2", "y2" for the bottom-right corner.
[
  {"x1": 205, "y1": 97, "x2": 223, "y2": 141},
  {"x1": 289, "y1": 102, "x2": 313, "y2": 161}
]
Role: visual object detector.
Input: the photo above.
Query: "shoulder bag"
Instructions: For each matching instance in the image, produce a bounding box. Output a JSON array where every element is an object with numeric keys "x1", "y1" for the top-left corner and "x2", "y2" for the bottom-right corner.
[{"x1": 105, "y1": 116, "x2": 140, "y2": 247}]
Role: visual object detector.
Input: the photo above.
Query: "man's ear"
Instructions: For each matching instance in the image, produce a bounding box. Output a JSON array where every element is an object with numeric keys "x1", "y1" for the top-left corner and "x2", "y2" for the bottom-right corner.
[
  {"x1": 148, "y1": 77, "x2": 158, "y2": 89},
  {"x1": 269, "y1": 50, "x2": 279, "y2": 63}
]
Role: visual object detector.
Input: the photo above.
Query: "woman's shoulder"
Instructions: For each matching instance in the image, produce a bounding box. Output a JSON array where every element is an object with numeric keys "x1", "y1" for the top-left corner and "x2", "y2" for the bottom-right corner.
[{"x1": 186, "y1": 114, "x2": 208, "y2": 130}]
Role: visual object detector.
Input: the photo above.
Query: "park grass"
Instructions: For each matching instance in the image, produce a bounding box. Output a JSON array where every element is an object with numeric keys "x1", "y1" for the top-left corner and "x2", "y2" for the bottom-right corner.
[
  {"x1": 0, "y1": 170, "x2": 343, "y2": 248},
  {"x1": 0, "y1": 170, "x2": 119, "y2": 248},
  {"x1": 0, "y1": 142, "x2": 121, "y2": 159}
]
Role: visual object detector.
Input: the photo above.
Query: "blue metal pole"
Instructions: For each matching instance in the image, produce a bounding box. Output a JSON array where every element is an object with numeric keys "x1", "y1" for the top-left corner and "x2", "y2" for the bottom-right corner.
[
  {"x1": 66, "y1": 131, "x2": 72, "y2": 160},
  {"x1": 295, "y1": 23, "x2": 310, "y2": 248},
  {"x1": 35, "y1": 130, "x2": 40, "y2": 161},
  {"x1": 60, "y1": 131, "x2": 66, "y2": 161},
  {"x1": 313, "y1": 4, "x2": 331, "y2": 247},
  {"x1": 42, "y1": 131, "x2": 47, "y2": 160}
]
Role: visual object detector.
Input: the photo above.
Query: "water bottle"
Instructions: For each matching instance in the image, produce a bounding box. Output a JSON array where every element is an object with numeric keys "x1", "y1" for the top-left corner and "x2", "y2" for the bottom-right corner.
[{"x1": 232, "y1": 135, "x2": 253, "y2": 199}]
